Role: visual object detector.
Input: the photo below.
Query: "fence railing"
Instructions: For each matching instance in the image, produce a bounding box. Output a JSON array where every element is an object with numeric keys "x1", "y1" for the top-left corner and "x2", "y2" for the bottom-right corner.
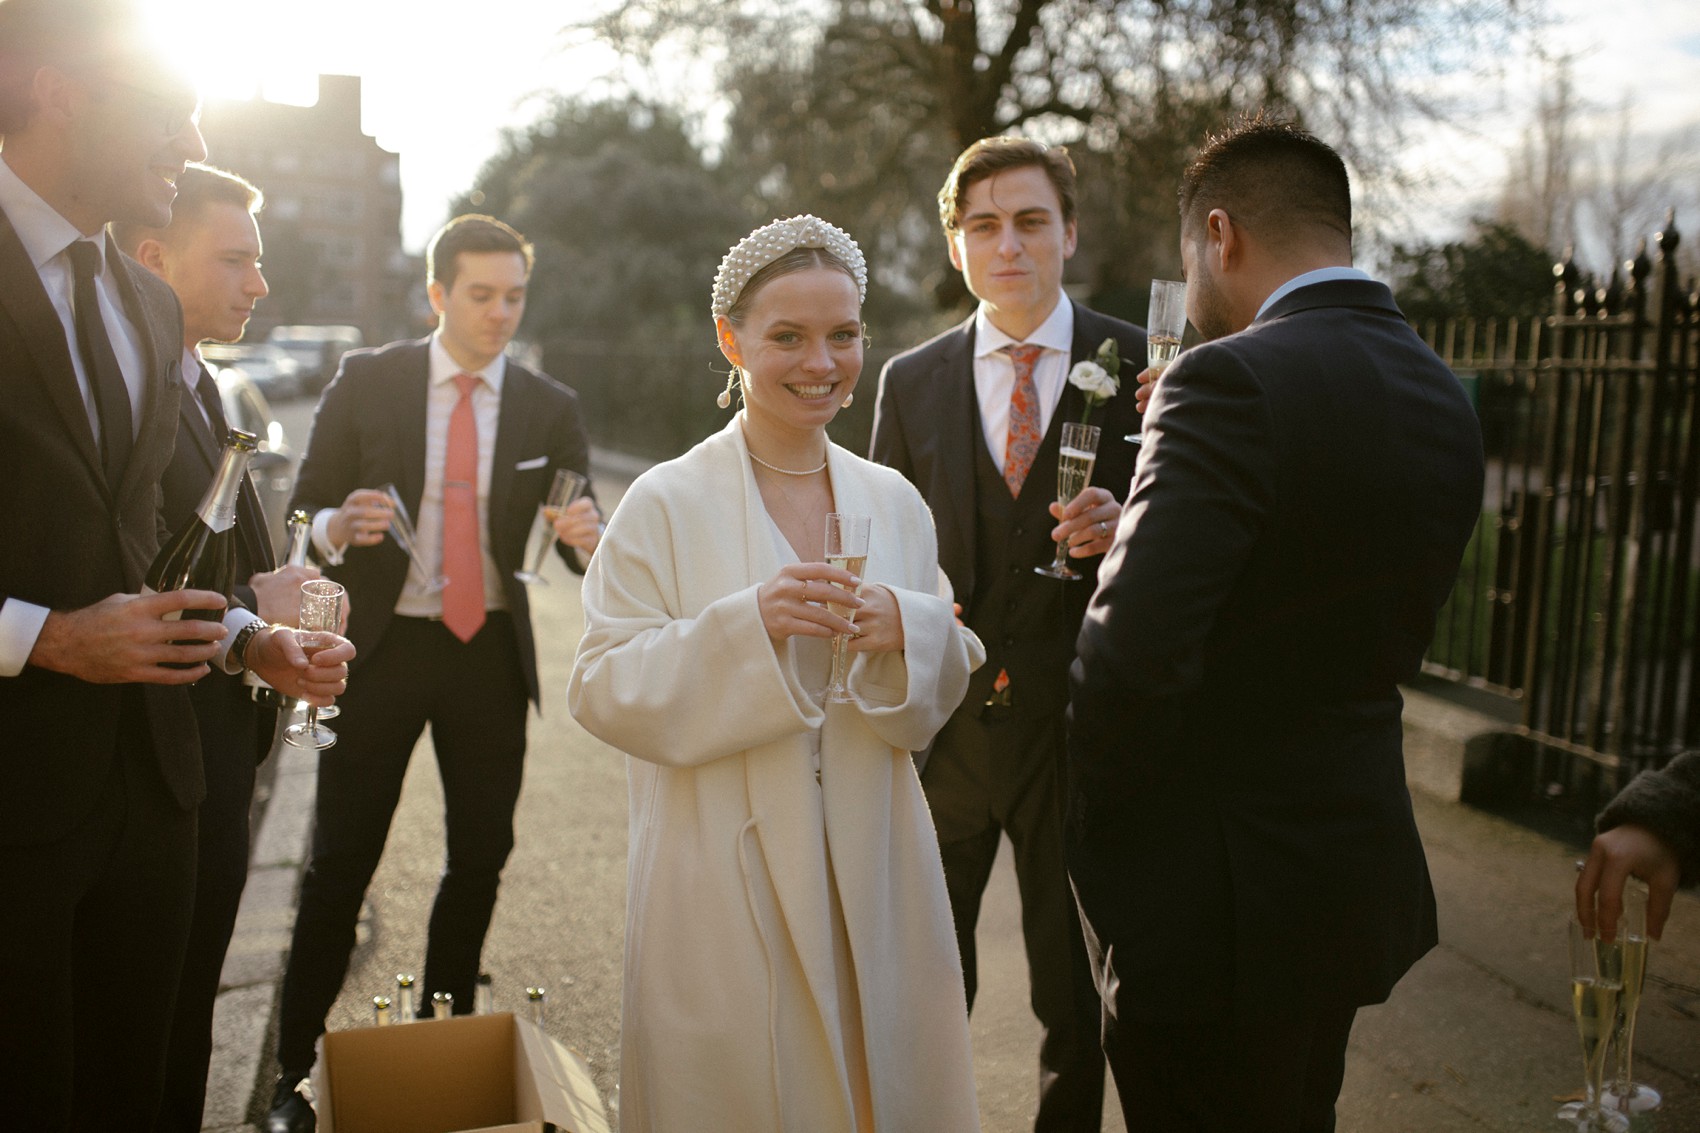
[{"x1": 1422, "y1": 213, "x2": 1700, "y2": 783}]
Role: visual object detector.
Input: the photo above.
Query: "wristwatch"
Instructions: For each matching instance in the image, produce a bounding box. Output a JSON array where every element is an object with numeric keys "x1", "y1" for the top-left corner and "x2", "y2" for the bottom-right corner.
[{"x1": 230, "y1": 618, "x2": 270, "y2": 670}]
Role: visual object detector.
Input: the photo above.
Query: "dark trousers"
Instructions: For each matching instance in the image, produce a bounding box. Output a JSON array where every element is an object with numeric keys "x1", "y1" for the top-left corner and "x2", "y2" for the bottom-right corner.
[
  {"x1": 0, "y1": 696, "x2": 197, "y2": 1130},
  {"x1": 153, "y1": 689, "x2": 268, "y2": 1132},
  {"x1": 275, "y1": 614, "x2": 528, "y2": 1075},
  {"x1": 1099, "y1": 976, "x2": 1357, "y2": 1133},
  {"x1": 922, "y1": 707, "x2": 1104, "y2": 1132}
]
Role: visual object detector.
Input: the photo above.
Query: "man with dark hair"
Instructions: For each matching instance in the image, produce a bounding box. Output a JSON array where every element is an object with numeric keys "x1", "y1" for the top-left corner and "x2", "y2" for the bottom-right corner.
[
  {"x1": 114, "y1": 162, "x2": 326, "y2": 1133},
  {"x1": 265, "y1": 213, "x2": 602, "y2": 1132},
  {"x1": 0, "y1": 2, "x2": 351, "y2": 1124},
  {"x1": 870, "y1": 135, "x2": 1144, "y2": 1131},
  {"x1": 1068, "y1": 113, "x2": 1485, "y2": 1131}
]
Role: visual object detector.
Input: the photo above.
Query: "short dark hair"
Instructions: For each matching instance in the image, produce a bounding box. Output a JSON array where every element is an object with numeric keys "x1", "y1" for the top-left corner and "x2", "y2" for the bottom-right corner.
[
  {"x1": 938, "y1": 136, "x2": 1078, "y2": 233},
  {"x1": 1178, "y1": 112, "x2": 1352, "y2": 245},
  {"x1": 0, "y1": 0, "x2": 162, "y2": 134},
  {"x1": 110, "y1": 163, "x2": 262, "y2": 256},
  {"x1": 426, "y1": 214, "x2": 534, "y2": 291}
]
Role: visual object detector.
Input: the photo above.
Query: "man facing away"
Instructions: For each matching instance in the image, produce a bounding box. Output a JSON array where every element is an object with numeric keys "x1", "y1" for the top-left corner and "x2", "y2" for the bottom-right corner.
[
  {"x1": 112, "y1": 162, "x2": 325, "y2": 1133},
  {"x1": 266, "y1": 214, "x2": 602, "y2": 1132},
  {"x1": 1067, "y1": 114, "x2": 1486, "y2": 1132},
  {"x1": 0, "y1": 2, "x2": 351, "y2": 1125},
  {"x1": 870, "y1": 136, "x2": 1145, "y2": 1131}
]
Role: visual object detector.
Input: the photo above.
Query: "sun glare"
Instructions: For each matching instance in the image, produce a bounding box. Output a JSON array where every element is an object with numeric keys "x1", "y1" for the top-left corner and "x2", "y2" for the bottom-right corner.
[{"x1": 136, "y1": 0, "x2": 321, "y2": 106}]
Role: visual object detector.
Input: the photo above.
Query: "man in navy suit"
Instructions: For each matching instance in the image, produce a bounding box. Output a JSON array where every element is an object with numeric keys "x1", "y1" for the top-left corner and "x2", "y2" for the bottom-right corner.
[
  {"x1": 871, "y1": 136, "x2": 1144, "y2": 1132},
  {"x1": 1068, "y1": 115, "x2": 1486, "y2": 1132},
  {"x1": 0, "y1": 3, "x2": 349, "y2": 1124},
  {"x1": 114, "y1": 162, "x2": 325, "y2": 1133},
  {"x1": 266, "y1": 214, "x2": 601, "y2": 1132}
]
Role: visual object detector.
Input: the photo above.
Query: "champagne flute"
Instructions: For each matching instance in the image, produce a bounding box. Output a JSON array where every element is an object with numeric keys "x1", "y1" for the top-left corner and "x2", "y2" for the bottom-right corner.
[
  {"x1": 1127, "y1": 278, "x2": 1187, "y2": 444},
  {"x1": 1558, "y1": 918, "x2": 1630, "y2": 1132},
  {"x1": 379, "y1": 483, "x2": 446, "y2": 593},
  {"x1": 822, "y1": 513, "x2": 871, "y2": 703},
  {"x1": 1601, "y1": 880, "x2": 1662, "y2": 1115},
  {"x1": 514, "y1": 468, "x2": 588, "y2": 586},
  {"x1": 283, "y1": 579, "x2": 346, "y2": 750},
  {"x1": 1036, "y1": 422, "x2": 1099, "y2": 580}
]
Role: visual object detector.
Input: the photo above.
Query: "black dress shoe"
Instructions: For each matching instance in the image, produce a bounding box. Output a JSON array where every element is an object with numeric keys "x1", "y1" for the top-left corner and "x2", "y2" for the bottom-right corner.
[{"x1": 266, "y1": 1074, "x2": 316, "y2": 1133}]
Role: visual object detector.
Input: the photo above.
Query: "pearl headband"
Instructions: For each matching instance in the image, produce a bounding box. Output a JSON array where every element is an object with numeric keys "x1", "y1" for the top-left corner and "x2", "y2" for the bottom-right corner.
[{"x1": 711, "y1": 214, "x2": 868, "y2": 320}]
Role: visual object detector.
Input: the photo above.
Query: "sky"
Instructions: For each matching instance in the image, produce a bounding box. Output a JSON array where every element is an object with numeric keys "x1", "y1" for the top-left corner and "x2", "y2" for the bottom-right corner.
[{"x1": 137, "y1": 0, "x2": 1700, "y2": 257}]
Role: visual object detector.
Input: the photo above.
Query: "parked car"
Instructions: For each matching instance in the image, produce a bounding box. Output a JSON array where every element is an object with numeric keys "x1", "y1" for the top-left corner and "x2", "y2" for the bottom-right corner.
[
  {"x1": 268, "y1": 324, "x2": 363, "y2": 395},
  {"x1": 214, "y1": 364, "x2": 295, "y2": 544},
  {"x1": 200, "y1": 342, "x2": 303, "y2": 401}
]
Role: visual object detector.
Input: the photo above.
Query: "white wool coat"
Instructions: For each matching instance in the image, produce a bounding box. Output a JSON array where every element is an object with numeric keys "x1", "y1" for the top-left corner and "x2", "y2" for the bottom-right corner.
[{"x1": 568, "y1": 418, "x2": 984, "y2": 1133}]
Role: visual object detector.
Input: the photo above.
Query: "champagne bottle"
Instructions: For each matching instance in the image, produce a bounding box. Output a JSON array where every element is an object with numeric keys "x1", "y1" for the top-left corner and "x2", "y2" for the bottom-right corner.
[
  {"x1": 145, "y1": 428, "x2": 257, "y2": 669},
  {"x1": 475, "y1": 972, "x2": 494, "y2": 1015},
  {"x1": 395, "y1": 973, "x2": 417, "y2": 1023},
  {"x1": 525, "y1": 985, "x2": 546, "y2": 1027},
  {"x1": 431, "y1": 991, "x2": 453, "y2": 1019},
  {"x1": 372, "y1": 994, "x2": 393, "y2": 1027},
  {"x1": 249, "y1": 510, "x2": 316, "y2": 706}
]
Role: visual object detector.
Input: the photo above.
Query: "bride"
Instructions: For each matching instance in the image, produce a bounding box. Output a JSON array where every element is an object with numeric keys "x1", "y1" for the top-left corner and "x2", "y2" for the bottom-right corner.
[{"x1": 568, "y1": 215, "x2": 984, "y2": 1131}]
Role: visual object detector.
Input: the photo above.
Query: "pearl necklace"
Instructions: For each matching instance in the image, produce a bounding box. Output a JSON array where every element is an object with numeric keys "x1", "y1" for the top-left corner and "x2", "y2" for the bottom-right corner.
[{"x1": 748, "y1": 451, "x2": 828, "y2": 477}]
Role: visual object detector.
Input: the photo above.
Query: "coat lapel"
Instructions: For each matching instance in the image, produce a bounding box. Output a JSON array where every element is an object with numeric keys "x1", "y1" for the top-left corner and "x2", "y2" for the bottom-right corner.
[
  {"x1": 397, "y1": 344, "x2": 432, "y2": 520},
  {"x1": 0, "y1": 210, "x2": 107, "y2": 490},
  {"x1": 488, "y1": 365, "x2": 528, "y2": 556},
  {"x1": 931, "y1": 319, "x2": 979, "y2": 588},
  {"x1": 109, "y1": 240, "x2": 184, "y2": 514}
]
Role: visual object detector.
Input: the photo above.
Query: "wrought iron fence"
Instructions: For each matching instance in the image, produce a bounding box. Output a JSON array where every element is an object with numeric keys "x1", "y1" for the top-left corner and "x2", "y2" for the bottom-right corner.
[{"x1": 1422, "y1": 213, "x2": 1700, "y2": 782}]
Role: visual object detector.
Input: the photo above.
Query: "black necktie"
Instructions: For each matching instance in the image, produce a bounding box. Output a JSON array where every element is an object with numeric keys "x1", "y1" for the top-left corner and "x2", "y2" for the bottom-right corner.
[
  {"x1": 195, "y1": 362, "x2": 229, "y2": 436},
  {"x1": 66, "y1": 240, "x2": 134, "y2": 483}
]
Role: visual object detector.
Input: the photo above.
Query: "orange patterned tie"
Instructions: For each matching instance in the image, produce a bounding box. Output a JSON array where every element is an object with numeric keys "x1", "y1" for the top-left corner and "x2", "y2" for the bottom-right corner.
[
  {"x1": 1002, "y1": 343, "x2": 1044, "y2": 497},
  {"x1": 441, "y1": 373, "x2": 486, "y2": 643}
]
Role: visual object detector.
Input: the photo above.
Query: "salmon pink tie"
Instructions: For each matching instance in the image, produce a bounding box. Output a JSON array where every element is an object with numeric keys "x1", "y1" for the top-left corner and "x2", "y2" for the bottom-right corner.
[
  {"x1": 1002, "y1": 343, "x2": 1044, "y2": 497},
  {"x1": 441, "y1": 372, "x2": 485, "y2": 643}
]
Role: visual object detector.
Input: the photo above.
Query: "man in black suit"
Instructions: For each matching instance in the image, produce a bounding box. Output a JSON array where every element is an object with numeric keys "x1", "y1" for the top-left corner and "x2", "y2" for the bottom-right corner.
[
  {"x1": 113, "y1": 163, "x2": 325, "y2": 1133},
  {"x1": 0, "y1": 3, "x2": 351, "y2": 1125},
  {"x1": 1068, "y1": 115, "x2": 1486, "y2": 1132},
  {"x1": 870, "y1": 136, "x2": 1143, "y2": 1131},
  {"x1": 267, "y1": 214, "x2": 602, "y2": 1131}
]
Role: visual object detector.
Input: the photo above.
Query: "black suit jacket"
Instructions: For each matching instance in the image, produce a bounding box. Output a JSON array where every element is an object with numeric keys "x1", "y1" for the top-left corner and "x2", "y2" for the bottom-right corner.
[
  {"x1": 0, "y1": 213, "x2": 202, "y2": 845},
  {"x1": 1067, "y1": 279, "x2": 1485, "y2": 1017},
  {"x1": 288, "y1": 339, "x2": 593, "y2": 704},
  {"x1": 870, "y1": 301, "x2": 1146, "y2": 713},
  {"x1": 160, "y1": 363, "x2": 279, "y2": 763}
]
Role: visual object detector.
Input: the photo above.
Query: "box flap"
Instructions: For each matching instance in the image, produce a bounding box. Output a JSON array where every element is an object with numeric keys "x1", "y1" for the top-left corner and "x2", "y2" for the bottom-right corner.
[
  {"x1": 316, "y1": 1014, "x2": 519, "y2": 1133},
  {"x1": 514, "y1": 1017, "x2": 611, "y2": 1133}
]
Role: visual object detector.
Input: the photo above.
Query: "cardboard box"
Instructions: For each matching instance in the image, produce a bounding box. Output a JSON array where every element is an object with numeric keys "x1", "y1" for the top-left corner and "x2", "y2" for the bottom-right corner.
[{"x1": 311, "y1": 1012, "x2": 610, "y2": 1133}]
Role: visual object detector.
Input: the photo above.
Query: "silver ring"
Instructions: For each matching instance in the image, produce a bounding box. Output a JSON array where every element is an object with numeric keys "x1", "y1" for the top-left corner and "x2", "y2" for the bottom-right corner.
[{"x1": 1098, "y1": 521, "x2": 1108, "y2": 537}]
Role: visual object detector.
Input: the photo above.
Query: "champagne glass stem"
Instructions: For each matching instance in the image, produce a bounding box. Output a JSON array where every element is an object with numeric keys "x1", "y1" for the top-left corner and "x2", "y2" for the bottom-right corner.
[{"x1": 828, "y1": 632, "x2": 851, "y2": 695}]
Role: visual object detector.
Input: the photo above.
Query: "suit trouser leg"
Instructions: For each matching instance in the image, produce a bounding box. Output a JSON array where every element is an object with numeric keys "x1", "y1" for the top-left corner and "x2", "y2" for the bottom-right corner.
[
  {"x1": 154, "y1": 699, "x2": 265, "y2": 1132},
  {"x1": 419, "y1": 614, "x2": 528, "y2": 1011},
  {"x1": 0, "y1": 702, "x2": 196, "y2": 1130},
  {"x1": 921, "y1": 709, "x2": 1003, "y2": 1010},
  {"x1": 275, "y1": 629, "x2": 432, "y2": 1075}
]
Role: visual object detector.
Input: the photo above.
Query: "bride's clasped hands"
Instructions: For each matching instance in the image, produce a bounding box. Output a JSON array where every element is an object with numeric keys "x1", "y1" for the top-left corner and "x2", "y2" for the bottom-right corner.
[{"x1": 755, "y1": 561, "x2": 905, "y2": 653}]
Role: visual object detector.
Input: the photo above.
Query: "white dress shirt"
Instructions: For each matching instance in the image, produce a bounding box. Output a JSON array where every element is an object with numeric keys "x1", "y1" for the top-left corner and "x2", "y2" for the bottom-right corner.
[
  {"x1": 313, "y1": 333, "x2": 510, "y2": 618},
  {"x1": 971, "y1": 292, "x2": 1075, "y2": 473},
  {"x1": 0, "y1": 157, "x2": 186, "y2": 677}
]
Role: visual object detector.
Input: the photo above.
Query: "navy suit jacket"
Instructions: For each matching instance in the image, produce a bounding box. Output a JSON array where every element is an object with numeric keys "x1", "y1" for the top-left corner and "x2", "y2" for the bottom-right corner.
[
  {"x1": 0, "y1": 213, "x2": 202, "y2": 845},
  {"x1": 288, "y1": 339, "x2": 593, "y2": 705},
  {"x1": 1068, "y1": 278, "x2": 1485, "y2": 1017}
]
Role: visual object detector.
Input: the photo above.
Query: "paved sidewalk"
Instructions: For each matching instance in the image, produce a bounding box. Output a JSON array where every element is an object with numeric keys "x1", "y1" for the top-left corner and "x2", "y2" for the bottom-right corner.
[{"x1": 203, "y1": 452, "x2": 1700, "y2": 1131}]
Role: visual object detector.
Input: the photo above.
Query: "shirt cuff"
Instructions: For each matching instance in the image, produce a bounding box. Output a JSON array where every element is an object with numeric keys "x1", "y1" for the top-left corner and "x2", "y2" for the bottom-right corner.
[
  {"x1": 312, "y1": 508, "x2": 348, "y2": 566},
  {"x1": 214, "y1": 607, "x2": 263, "y2": 675},
  {"x1": 0, "y1": 598, "x2": 52, "y2": 677}
]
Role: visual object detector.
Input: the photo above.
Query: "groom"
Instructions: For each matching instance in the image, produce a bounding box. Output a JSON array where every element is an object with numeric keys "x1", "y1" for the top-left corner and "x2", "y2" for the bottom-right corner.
[
  {"x1": 266, "y1": 214, "x2": 602, "y2": 1132},
  {"x1": 870, "y1": 136, "x2": 1144, "y2": 1131}
]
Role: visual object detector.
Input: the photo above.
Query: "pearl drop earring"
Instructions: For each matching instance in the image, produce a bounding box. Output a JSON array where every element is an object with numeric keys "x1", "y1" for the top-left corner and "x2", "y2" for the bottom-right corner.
[{"x1": 840, "y1": 392, "x2": 854, "y2": 409}]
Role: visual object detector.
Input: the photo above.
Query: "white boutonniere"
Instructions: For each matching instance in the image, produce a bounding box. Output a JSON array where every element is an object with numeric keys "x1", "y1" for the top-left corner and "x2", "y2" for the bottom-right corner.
[{"x1": 1067, "y1": 338, "x2": 1121, "y2": 424}]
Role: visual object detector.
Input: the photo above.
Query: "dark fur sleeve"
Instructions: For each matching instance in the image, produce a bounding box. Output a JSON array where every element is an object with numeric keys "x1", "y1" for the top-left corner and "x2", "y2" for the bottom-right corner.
[{"x1": 1598, "y1": 751, "x2": 1700, "y2": 887}]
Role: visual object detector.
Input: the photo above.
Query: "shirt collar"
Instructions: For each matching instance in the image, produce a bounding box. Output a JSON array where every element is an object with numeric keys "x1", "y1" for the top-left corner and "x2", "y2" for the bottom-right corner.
[
  {"x1": 973, "y1": 291, "x2": 1075, "y2": 358},
  {"x1": 429, "y1": 331, "x2": 506, "y2": 395},
  {"x1": 0, "y1": 155, "x2": 92, "y2": 273},
  {"x1": 1255, "y1": 266, "x2": 1372, "y2": 321}
]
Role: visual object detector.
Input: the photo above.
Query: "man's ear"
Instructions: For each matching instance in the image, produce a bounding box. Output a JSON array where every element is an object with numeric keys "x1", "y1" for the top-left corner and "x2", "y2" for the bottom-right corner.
[
  {"x1": 1207, "y1": 208, "x2": 1239, "y2": 271},
  {"x1": 133, "y1": 237, "x2": 169, "y2": 277}
]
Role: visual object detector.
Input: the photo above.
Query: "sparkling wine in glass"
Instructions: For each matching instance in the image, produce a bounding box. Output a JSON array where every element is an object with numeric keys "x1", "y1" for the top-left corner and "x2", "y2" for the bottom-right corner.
[
  {"x1": 379, "y1": 483, "x2": 446, "y2": 593},
  {"x1": 1557, "y1": 918, "x2": 1630, "y2": 1132},
  {"x1": 1127, "y1": 278, "x2": 1187, "y2": 444},
  {"x1": 283, "y1": 579, "x2": 345, "y2": 750},
  {"x1": 1036, "y1": 422, "x2": 1099, "y2": 580},
  {"x1": 1601, "y1": 880, "x2": 1662, "y2": 1115},
  {"x1": 515, "y1": 468, "x2": 589, "y2": 586},
  {"x1": 823, "y1": 513, "x2": 871, "y2": 703}
]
